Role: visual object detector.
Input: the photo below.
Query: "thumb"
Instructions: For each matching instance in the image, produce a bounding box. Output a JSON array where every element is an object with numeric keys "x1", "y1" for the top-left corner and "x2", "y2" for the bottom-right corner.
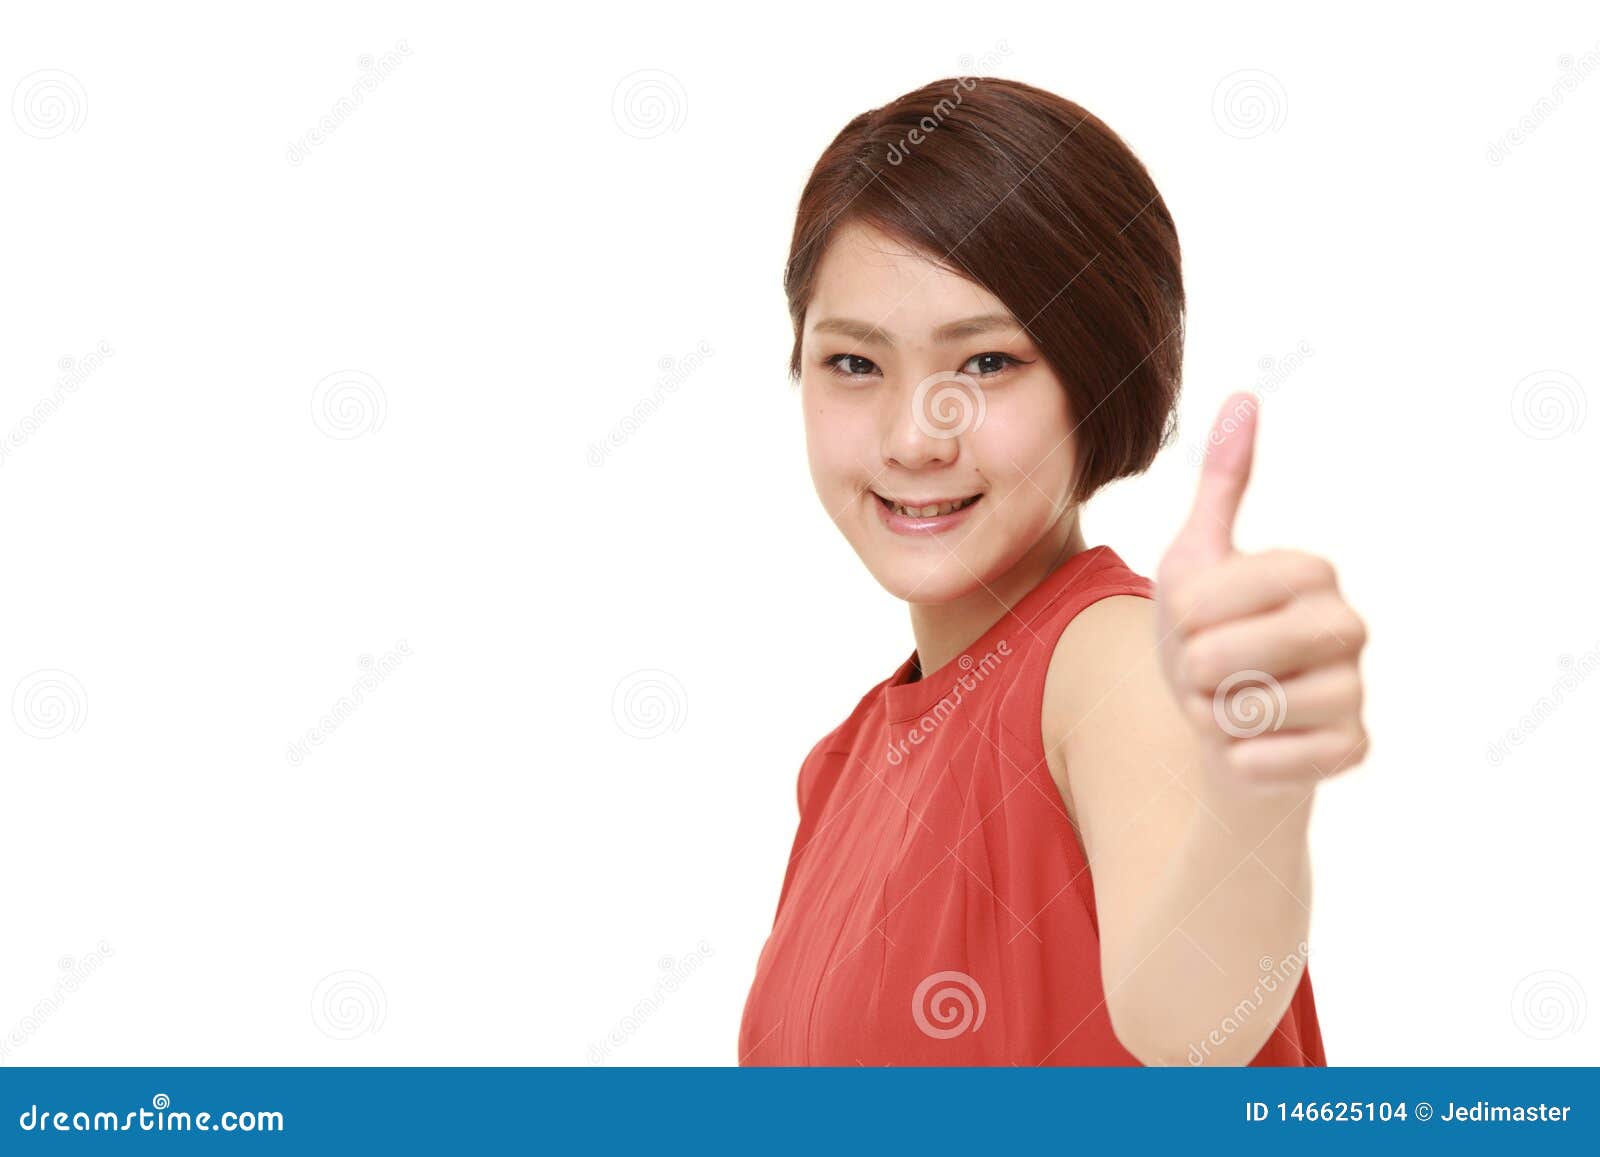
[{"x1": 1173, "y1": 391, "x2": 1259, "y2": 565}]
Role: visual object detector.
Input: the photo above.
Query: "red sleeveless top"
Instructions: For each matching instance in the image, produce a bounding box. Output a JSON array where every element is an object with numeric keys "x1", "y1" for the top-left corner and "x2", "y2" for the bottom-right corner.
[{"x1": 738, "y1": 545, "x2": 1326, "y2": 1066}]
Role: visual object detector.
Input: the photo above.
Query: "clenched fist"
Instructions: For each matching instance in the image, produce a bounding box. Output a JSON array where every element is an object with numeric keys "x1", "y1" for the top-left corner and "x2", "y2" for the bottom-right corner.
[{"x1": 1155, "y1": 393, "x2": 1370, "y2": 795}]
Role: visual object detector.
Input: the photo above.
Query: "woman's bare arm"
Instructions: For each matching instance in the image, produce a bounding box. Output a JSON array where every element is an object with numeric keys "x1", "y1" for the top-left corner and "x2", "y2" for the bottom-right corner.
[
  {"x1": 1045, "y1": 593, "x2": 1323, "y2": 1066},
  {"x1": 1044, "y1": 394, "x2": 1369, "y2": 1065}
]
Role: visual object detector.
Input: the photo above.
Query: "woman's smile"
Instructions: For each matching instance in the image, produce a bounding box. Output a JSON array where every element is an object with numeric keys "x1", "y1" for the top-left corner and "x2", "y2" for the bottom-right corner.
[{"x1": 871, "y1": 489, "x2": 985, "y2": 535}]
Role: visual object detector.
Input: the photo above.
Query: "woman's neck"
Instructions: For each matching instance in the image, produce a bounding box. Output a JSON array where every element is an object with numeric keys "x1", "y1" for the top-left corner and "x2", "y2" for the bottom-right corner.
[{"x1": 907, "y1": 515, "x2": 1087, "y2": 682}]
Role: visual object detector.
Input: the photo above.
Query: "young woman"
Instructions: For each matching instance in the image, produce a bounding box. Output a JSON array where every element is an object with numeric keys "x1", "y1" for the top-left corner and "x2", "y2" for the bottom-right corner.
[{"x1": 738, "y1": 77, "x2": 1370, "y2": 1067}]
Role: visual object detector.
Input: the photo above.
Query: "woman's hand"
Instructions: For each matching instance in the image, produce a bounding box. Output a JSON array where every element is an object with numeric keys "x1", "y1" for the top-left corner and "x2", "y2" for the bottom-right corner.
[{"x1": 1154, "y1": 393, "x2": 1369, "y2": 800}]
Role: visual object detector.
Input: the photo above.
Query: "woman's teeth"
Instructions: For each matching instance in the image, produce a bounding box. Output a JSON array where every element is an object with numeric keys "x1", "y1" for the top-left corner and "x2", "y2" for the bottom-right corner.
[{"x1": 883, "y1": 495, "x2": 981, "y2": 517}]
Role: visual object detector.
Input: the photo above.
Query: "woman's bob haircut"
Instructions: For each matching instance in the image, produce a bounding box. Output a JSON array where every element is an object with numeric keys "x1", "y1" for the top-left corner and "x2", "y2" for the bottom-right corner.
[{"x1": 784, "y1": 76, "x2": 1186, "y2": 507}]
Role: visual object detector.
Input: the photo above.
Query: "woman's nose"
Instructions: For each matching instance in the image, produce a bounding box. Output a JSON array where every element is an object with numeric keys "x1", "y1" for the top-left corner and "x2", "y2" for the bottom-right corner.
[{"x1": 880, "y1": 370, "x2": 985, "y2": 467}]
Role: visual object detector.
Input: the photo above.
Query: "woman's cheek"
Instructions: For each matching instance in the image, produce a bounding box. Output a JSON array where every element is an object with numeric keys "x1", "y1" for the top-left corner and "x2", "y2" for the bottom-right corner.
[
  {"x1": 983, "y1": 405, "x2": 1075, "y2": 490},
  {"x1": 804, "y1": 419, "x2": 864, "y2": 505}
]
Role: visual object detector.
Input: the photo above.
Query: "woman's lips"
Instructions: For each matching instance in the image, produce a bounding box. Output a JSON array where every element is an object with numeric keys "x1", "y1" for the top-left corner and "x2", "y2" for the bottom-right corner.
[{"x1": 872, "y1": 491, "x2": 984, "y2": 535}]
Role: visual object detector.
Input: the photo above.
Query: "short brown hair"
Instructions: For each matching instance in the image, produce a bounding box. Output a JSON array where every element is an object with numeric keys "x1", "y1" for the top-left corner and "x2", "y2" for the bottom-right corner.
[{"x1": 784, "y1": 76, "x2": 1184, "y2": 506}]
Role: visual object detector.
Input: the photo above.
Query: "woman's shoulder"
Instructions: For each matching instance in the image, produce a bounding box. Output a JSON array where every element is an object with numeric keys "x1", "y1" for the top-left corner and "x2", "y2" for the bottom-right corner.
[
  {"x1": 1029, "y1": 547, "x2": 1159, "y2": 727},
  {"x1": 1040, "y1": 588, "x2": 1171, "y2": 757},
  {"x1": 1037, "y1": 576, "x2": 1206, "y2": 863},
  {"x1": 1037, "y1": 592, "x2": 1163, "y2": 799}
]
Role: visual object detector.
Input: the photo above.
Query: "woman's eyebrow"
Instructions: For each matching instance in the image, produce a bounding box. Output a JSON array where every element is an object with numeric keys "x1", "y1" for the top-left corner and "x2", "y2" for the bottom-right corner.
[{"x1": 810, "y1": 313, "x2": 1019, "y2": 346}]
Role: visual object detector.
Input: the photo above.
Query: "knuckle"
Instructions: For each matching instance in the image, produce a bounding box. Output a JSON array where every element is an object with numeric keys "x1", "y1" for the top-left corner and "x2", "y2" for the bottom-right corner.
[
  {"x1": 1260, "y1": 549, "x2": 1330, "y2": 592},
  {"x1": 1305, "y1": 598, "x2": 1364, "y2": 652},
  {"x1": 1318, "y1": 729, "x2": 1368, "y2": 776},
  {"x1": 1218, "y1": 742, "x2": 1256, "y2": 779},
  {"x1": 1327, "y1": 605, "x2": 1366, "y2": 650},
  {"x1": 1293, "y1": 552, "x2": 1337, "y2": 591},
  {"x1": 1349, "y1": 725, "x2": 1371, "y2": 757},
  {"x1": 1337, "y1": 664, "x2": 1365, "y2": 712},
  {"x1": 1345, "y1": 609, "x2": 1369, "y2": 649}
]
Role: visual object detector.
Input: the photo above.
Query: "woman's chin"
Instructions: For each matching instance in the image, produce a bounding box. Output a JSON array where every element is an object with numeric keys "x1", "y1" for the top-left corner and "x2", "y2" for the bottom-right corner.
[{"x1": 860, "y1": 552, "x2": 990, "y2": 606}]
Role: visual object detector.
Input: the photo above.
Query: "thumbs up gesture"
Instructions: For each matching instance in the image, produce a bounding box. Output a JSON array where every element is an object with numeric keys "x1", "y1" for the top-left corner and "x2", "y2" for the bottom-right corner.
[{"x1": 1155, "y1": 393, "x2": 1370, "y2": 796}]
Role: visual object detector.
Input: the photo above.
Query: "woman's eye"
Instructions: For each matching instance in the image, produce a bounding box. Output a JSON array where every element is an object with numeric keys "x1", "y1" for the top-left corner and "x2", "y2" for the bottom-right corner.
[
  {"x1": 824, "y1": 351, "x2": 1023, "y2": 380},
  {"x1": 962, "y1": 351, "x2": 1021, "y2": 377},
  {"x1": 825, "y1": 353, "x2": 880, "y2": 378}
]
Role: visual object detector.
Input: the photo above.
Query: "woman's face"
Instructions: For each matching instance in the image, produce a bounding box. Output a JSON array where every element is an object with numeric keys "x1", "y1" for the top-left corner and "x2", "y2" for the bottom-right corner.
[{"x1": 799, "y1": 220, "x2": 1080, "y2": 604}]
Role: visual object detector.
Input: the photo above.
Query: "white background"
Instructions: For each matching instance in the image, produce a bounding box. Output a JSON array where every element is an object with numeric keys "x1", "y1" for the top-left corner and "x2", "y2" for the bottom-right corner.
[{"x1": 2, "y1": 1, "x2": 1596, "y2": 1066}]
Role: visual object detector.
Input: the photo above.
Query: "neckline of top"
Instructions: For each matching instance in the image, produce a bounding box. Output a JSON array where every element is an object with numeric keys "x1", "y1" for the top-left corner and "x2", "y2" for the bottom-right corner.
[{"x1": 880, "y1": 544, "x2": 1123, "y2": 724}]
